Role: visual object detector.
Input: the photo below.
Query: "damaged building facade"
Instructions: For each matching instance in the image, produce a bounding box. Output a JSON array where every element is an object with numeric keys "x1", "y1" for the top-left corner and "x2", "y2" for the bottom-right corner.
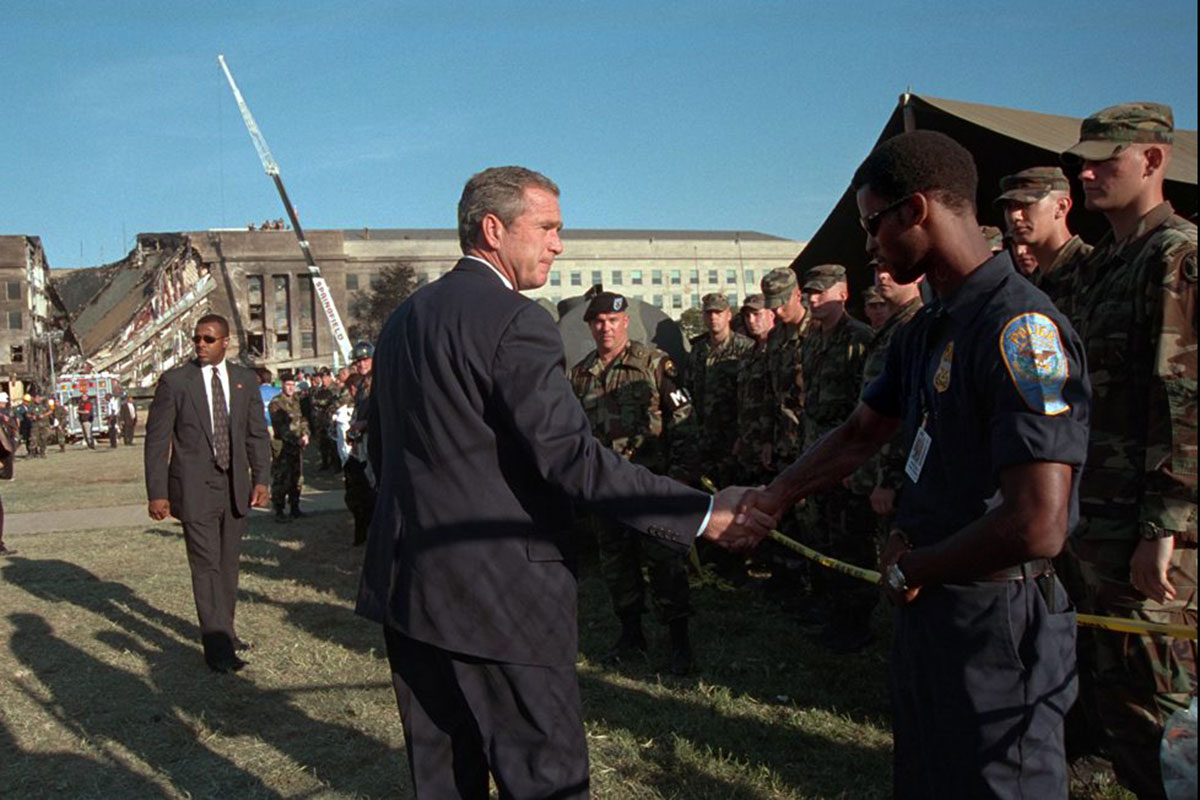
[
  {"x1": 0, "y1": 235, "x2": 56, "y2": 399},
  {"x1": 48, "y1": 227, "x2": 802, "y2": 389}
]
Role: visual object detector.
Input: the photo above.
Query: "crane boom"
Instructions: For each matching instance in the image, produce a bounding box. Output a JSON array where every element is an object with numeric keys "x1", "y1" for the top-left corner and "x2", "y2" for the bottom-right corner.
[{"x1": 217, "y1": 54, "x2": 353, "y2": 365}]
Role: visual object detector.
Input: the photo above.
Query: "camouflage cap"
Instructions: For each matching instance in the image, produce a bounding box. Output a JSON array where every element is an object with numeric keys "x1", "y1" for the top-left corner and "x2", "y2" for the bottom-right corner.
[
  {"x1": 741, "y1": 293, "x2": 766, "y2": 312},
  {"x1": 1063, "y1": 102, "x2": 1174, "y2": 163},
  {"x1": 863, "y1": 285, "x2": 886, "y2": 305},
  {"x1": 995, "y1": 166, "x2": 1070, "y2": 205},
  {"x1": 802, "y1": 264, "x2": 846, "y2": 293},
  {"x1": 583, "y1": 291, "x2": 628, "y2": 321},
  {"x1": 761, "y1": 267, "x2": 798, "y2": 309},
  {"x1": 701, "y1": 292, "x2": 730, "y2": 312}
]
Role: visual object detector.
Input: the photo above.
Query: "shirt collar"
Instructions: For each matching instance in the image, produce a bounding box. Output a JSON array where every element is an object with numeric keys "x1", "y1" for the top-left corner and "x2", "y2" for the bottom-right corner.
[
  {"x1": 935, "y1": 251, "x2": 1013, "y2": 325},
  {"x1": 463, "y1": 255, "x2": 514, "y2": 291}
]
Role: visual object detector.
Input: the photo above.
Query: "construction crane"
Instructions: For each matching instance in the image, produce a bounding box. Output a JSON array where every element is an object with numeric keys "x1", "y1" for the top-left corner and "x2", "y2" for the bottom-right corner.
[{"x1": 217, "y1": 54, "x2": 353, "y2": 365}]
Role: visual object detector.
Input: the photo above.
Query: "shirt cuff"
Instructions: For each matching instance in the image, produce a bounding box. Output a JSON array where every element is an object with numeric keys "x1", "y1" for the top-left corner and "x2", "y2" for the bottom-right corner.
[{"x1": 694, "y1": 496, "x2": 715, "y2": 539}]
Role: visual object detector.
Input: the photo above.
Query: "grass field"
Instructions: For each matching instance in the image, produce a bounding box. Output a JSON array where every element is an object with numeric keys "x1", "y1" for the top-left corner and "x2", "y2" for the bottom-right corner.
[{"x1": 0, "y1": 446, "x2": 1132, "y2": 798}]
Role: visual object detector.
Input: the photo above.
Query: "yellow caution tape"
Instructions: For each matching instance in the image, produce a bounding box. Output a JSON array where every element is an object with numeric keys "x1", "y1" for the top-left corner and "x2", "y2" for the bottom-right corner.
[{"x1": 699, "y1": 477, "x2": 1198, "y2": 641}]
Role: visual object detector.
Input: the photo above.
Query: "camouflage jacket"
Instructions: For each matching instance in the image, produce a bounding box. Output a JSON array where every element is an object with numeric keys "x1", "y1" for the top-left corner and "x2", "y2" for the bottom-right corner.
[
  {"x1": 1072, "y1": 202, "x2": 1196, "y2": 542},
  {"x1": 850, "y1": 296, "x2": 923, "y2": 495},
  {"x1": 52, "y1": 405, "x2": 69, "y2": 427},
  {"x1": 1034, "y1": 234, "x2": 1093, "y2": 320},
  {"x1": 799, "y1": 312, "x2": 872, "y2": 448},
  {"x1": 736, "y1": 337, "x2": 773, "y2": 461},
  {"x1": 685, "y1": 331, "x2": 753, "y2": 459},
  {"x1": 308, "y1": 385, "x2": 339, "y2": 431},
  {"x1": 570, "y1": 340, "x2": 697, "y2": 478},
  {"x1": 763, "y1": 316, "x2": 812, "y2": 465},
  {"x1": 268, "y1": 392, "x2": 310, "y2": 446},
  {"x1": 28, "y1": 402, "x2": 51, "y2": 429}
]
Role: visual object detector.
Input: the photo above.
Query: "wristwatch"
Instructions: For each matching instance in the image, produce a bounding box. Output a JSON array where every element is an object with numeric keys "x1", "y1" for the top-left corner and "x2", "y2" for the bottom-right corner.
[
  {"x1": 885, "y1": 561, "x2": 908, "y2": 593},
  {"x1": 1139, "y1": 522, "x2": 1176, "y2": 541}
]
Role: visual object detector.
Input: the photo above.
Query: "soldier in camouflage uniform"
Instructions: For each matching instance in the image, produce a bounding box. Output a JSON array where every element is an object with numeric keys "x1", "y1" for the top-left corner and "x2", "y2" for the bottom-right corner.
[
  {"x1": 308, "y1": 368, "x2": 340, "y2": 471},
  {"x1": 569, "y1": 292, "x2": 698, "y2": 675},
  {"x1": 735, "y1": 294, "x2": 775, "y2": 485},
  {"x1": 861, "y1": 285, "x2": 890, "y2": 331},
  {"x1": 1054, "y1": 103, "x2": 1198, "y2": 799},
  {"x1": 797, "y1": 265, "x2": 875, "y2": 652},
  {"x1": 685, "y1": 293, "x2": 753, "y2": 486},
  {"x1": 343, "y1": 342, "x2": 376, "y2": 547},
  {"x1": 995, "y1": 166, "x2": 1092, "y2": 315},
  {"x1": 28, "y1": 394, "x2": 50, "y2": 458},
  {"x1": 49, "y1": 399, "x2": 69, "y2": 452},
  {"x1": 268, "y1": 372, "x2": 310, "y2": 522}
]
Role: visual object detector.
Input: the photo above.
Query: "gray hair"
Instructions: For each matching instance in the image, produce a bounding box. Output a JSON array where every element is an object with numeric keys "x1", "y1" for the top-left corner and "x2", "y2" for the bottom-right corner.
[{"x1": 457, "y1": 166, "x2": 560, "y2": 253}]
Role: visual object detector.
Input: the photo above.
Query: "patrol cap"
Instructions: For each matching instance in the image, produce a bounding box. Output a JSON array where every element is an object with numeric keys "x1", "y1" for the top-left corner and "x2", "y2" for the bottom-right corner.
[
  {"x1": 802, "y1": 264, "x2": 846, "y2": 293},
  {"x1": 741, "y1": 293, "x2": 766, "y2": 312},
  {"x1": 995, "y1": 167, "x2": 1070, "y2": 205},
  {"x1": 701, "y1": 293, "x2": 730, "y2": 312},
  {"x1": 279, "y1": 370, "x2": 296, "y2": 382},
  {"x1": 351, "y1": 341, "x2": 374, "y2": 361},
  {"x1": 583, "y1": 291, "x2": 628, "y2": 321},
  {"x1": 863, "y1": 285, "x2": 886, "y2": 305},
  {"x1": 761, "y1": 267, "x2": 798, "y2": 309},
  {"x1": 1063, "y1": 102, "x2": 1174, "y2": 163}
]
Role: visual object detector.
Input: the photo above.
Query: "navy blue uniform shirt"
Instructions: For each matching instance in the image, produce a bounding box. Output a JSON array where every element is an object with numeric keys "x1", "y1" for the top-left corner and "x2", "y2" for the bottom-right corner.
[{"x1": 862, "y1": 253, "x2": 1091, "y2": 547}]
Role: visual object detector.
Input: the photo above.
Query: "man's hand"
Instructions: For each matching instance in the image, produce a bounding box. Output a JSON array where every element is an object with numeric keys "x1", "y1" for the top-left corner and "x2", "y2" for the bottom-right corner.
[
  {"x1": 702, "y1": 486, "x2": 775, "y2": 551},
  {"x1": 148, "y1": 498, "x2": 170, "y2": 521},
  {"x1": 869, "y1": 486, "x2": 896, "y2": 516},
  {"x1": 878, "y1": 531, "x2": 920, "y2": 606},
  {"x1": 250, "y1": 484, "x2": 270, "y2": 509},
  {"x1": 1130, "y1": 535, "x2": 1177, "y2": 603},
  {"x1": 300, "y1": 434, "x2": 310, "y2": 448}
]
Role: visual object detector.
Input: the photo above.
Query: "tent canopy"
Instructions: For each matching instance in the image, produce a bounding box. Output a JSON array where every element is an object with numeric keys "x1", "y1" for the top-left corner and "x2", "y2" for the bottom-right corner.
[{"x1": 791, "y1": 93, "x2": 1198, "y2": 306}]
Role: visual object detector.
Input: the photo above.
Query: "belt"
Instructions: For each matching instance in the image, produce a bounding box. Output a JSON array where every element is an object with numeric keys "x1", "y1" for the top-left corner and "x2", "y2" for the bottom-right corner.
[{"x1": 982, "y1": 558, "x2": 1054, "y2": 582}]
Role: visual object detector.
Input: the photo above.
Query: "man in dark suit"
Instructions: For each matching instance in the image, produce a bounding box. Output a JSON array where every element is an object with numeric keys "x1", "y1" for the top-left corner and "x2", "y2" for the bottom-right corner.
[
  {"x1": 357, "y1": 166, "x2": 771, "y2": 798},
  {"x1": 119, "y1": 392, "x2": 137, "y2": 445},
  {"x1": 145, "y1": 314, "x2": 271, "y2": 673}
]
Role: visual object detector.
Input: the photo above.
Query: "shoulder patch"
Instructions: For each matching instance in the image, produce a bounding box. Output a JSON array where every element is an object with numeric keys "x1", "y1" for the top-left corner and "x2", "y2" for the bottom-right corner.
[{"x1": 1000, "y1": 313, "x2": 1070, "y2": 416}]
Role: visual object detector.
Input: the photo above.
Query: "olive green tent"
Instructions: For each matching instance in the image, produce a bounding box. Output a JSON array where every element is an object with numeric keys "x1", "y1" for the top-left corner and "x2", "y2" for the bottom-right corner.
[{"x1": 790, "y1": 93, "x2": 1198, "y2": 305}]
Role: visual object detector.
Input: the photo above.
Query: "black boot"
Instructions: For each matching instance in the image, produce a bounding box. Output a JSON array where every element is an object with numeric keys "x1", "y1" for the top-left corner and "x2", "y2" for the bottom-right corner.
[
  {"x1": 289, "y1": 498, "x2": 306, "y2": 519},
  {"x1": 602, "y1": 612, "x2": 647, "y2": 664},
  {"x1": 667, "y1": 617, "x2": 693, "y2": 676},
  {"x1": 274, "y1": 504, "x2": 290, "y2": 524}
]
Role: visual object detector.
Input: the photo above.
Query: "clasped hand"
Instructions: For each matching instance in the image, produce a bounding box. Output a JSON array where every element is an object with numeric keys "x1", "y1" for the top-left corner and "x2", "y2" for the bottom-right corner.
[{"x1": 701, "y1": 486, "x2": 781, "y2": 551}]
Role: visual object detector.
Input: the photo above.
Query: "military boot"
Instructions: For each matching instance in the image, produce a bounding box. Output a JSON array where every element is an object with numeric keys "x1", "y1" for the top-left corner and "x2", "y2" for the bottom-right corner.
[
  {"x1": 667, "y1": 617, "x2": 693, "y2": 676},
  {"x1": 602, "y1": 612, "x2": 647, "y2": 664},
  {"x1": 274, "y1": 504, "x2": 290, "y2": 524},
  {"x1": 290, "y1": 498, "x2": 306, "y2": 519}
]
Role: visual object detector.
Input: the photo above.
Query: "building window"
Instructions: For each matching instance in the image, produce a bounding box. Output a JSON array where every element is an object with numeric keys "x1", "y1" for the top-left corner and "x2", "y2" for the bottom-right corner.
[
  {"x1": 246, "y1": 333, "x2": 265, "y2": 357},
  {"x1": 670, "y1": 270, "x2": 681, "y2": 285},
  {"x1": 275, "y1": 332, "x2": 291, "y2": 358},
  {"x1": 10, "y1": 345, "x2": 23, "y2": 363},
  {"x1": 611, "y1": 271, "x2": 623, "y2": 286},
  {"x1": 298, "y1": 274, "x2": 315, "y2": 325},
  {"x1": 273, "y1": 275, "x2": 291, "y2": 357},
  {"x1": 690, "y1": 293, "x2": 701, "y2": 308},
  {"x1": 726, "y1": 269, "x2": 737, "y2": 284},
  {"x1": 570, "y1": 272, "x2": 582, "y2": 287},
  {"x1": 591, "y1": 271, "x2": 602, "y2": 287},
  {"x1": 6, "y1": 311, "x2": 21, "y2": 330},
  {"x1": 671, "y1": 294, "x2": 683, "y2": 309},
  {"x1": 5, "y1": 280, "x2": 19, "y2": 301},
  {"x1": 549, "y1": 271, "x2": 561, "y2": 287},
  {"x1": 369, "y1": 273, "x2": 383, "y2": 289},
  {"x1": 301, "y1": 331, "x2": 316, "y2": 353},
  {"x1": 247, "y1": 275, "x2": 264, "y2": 324},
  {"x1": 727, "y1": 293, "x2": 738, "y2": 308},
  {"x1": 651, "y1": 270, "x2": 663, "y2": 286},
  {"x1": 631, "y1": 270, "x2": 643, "y2": 286},
  {"x1": 708, "y1": 269, "x2": 718, "y2": 284},
  {"x1": 345, "y1": 273, "x2": 359, "y2": 291},
  {"x1": 745, "y1": 270, "x2": 756, "y2": 286},
  {"x1": 652, "y1": 294, "x2": 664, "y2": 307}
]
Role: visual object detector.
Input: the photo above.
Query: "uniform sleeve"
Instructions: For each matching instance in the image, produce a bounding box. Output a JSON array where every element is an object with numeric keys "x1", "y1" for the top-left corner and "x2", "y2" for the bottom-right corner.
[
  {"x1": 983, "y1": 311, "x2": 1091, "y2": 476},
  {"x1": 861, "y1": 326, "x2": 905, "y2": 420},
  {"x1": 1141, "y1": 245, "x2": 1197, "y2": 539},
  {"x1": 659, "y1": 357, "x2": 699, "y2": 483}
]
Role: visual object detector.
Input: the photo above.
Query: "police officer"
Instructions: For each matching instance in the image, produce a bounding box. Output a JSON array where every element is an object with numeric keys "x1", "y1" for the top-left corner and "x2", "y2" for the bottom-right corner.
[
  {"x1": 797, "y1": 264, "x2": 874, "y2": 651},
  {"x1": 569, "y1": 292, "x2": 698, "y2": 675},
  {"x1": 343, "y1": 341, "x2": 376, "y2": 546},
  {"x1": 995, "y1": 166, "x2": 1092, "y2": 314},
  {"x1": 1059, "y1": 102, "x2": 1197, "y2": 799},
  {"x1": 268, "y1": 371, "x2": 310, "y2": 522},
  {"x1": 749, "y1": 130, "x2": 1090, "y2": 798}
]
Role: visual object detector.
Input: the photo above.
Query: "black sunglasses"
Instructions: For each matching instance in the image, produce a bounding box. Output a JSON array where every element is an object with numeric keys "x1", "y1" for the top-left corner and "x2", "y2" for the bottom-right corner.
[
  {"x1": 192, "y1": 334, "x2": 223, "y2": 344},
  {"x1": 860, "y1": 195, "x2": 913, "y2": 236}
]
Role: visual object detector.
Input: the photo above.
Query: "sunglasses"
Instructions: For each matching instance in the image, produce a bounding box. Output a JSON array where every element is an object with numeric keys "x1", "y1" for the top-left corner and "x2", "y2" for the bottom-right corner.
[
  {"x1": 192, "y1": 335, "x2": 224, "y2": 344},
  {"x1": 860, "y1": 194, "x2": 913, "y2": 236}
]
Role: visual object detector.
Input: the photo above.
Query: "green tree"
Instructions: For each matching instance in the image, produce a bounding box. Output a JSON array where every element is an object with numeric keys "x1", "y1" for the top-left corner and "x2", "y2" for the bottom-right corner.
[
  {"x1": 678, "y1": 307, "x2": 705, "y2": 341},
  {"x1": 347, "y1": 262, "x2": 418, "y2": 343}
]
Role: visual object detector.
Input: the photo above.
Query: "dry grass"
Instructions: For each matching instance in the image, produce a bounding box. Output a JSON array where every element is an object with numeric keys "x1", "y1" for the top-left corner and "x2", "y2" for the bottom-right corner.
[{"x1": 0, "y1": 447, "x2": 1132, "y2": 798}]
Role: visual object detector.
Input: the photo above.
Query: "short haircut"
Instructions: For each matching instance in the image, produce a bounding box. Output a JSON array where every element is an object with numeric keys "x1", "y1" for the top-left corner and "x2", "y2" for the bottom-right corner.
[
  {"x1": 458, "y1": 166, "x2": 560, "y2": 252},
  {"x1": 196, "y1": 313, "x2": 230, "y2": 337},
  {"x1": 852, "y1": 130, "x2": 978, "y2": 215},
  {"x1": 255, "y1": 366, "x2": 273, "y2": 384}
]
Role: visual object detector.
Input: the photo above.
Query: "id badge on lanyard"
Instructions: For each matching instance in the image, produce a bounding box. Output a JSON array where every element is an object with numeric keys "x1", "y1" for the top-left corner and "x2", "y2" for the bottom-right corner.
[{"x1": 905, "y1": 414, "x2": 931, "y2": 484}]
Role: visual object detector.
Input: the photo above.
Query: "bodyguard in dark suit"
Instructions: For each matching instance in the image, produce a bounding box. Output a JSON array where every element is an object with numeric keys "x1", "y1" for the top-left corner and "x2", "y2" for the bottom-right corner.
[
  {"x1": 356, "y1": 166, "x2": 770, "y2": 799},
  {"x1": 145, "y1": 314, "x2": 271, "y2": 672}
]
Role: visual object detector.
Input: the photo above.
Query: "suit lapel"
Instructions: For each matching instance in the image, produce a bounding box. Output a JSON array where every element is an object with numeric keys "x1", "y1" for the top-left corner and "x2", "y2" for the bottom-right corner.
[{"x1": 188, "y1": 362, "x2": 215, "y2": 447}]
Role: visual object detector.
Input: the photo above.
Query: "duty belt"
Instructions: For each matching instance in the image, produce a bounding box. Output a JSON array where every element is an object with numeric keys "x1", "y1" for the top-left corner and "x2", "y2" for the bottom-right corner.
[{"x1": 982, "y1": 558, "x2": 1054, "y2": 582}]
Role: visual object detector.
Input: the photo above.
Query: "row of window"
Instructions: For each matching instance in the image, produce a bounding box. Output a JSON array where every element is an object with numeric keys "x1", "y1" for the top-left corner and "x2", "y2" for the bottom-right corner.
[
  {"x1": 548, "y1": 268, "x2": 757, "y2": 289},
  {"x1": 547, "y1": 293, "x2": 740, "y2": 311}
]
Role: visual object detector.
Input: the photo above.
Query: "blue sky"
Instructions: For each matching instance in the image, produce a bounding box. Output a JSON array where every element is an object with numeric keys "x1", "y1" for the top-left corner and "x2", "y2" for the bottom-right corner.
[{"x1": 3, "y1": 0, "x2": 1196, "y2": 268}]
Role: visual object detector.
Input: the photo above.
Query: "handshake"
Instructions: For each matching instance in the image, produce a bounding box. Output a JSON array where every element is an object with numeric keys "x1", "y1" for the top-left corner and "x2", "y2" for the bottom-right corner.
[{"x1": 699, "y1": 485, "x2": 787, "y2": 552}]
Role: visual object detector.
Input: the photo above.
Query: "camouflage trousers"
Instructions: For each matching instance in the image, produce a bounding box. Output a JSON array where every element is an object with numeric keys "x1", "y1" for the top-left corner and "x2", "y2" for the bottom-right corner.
[
  {"x1": 807, "y1": 486, "x2": 878, "y2": 631},
  {"x1": 31, "y1": 426, "x2": 48, "y2": 457},
  {"x1": 1060, "y1": 537, "x2": 1198, "y2": 800},
  {"x1": 270, "y1": 443, "x2": 304, "y2": 508},
  {"x1": 594, "y1": 516, "x2": 690, "y2": 624}
]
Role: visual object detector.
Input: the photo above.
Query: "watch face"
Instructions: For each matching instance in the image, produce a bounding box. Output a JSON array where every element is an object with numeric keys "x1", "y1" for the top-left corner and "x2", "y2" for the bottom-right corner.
[{"x1": 885, "y1": 564, "x2": 905, "y2": 592}]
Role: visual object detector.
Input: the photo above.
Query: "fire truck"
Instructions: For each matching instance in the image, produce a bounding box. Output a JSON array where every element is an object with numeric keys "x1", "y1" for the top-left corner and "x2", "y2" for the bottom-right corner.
[{"x1": 54, "y1": 373, "x2": 120, "y2": 441}]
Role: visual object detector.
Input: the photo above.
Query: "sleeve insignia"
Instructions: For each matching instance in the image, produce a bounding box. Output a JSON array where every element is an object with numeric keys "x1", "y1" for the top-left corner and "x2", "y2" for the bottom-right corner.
[{"x1": 1000, "y1": 313, "x2": 1070, "y2": 416}]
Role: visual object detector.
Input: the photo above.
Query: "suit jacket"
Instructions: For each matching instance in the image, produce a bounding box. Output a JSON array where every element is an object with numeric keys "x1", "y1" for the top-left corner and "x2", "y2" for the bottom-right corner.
[
  {"x1": 356, "y1": 258, "x2": 710, "y2": 667},
  {"x1": 144, "y1": 360, "x2": 271, "y2": 522},
  {"x1": 120, "y1": 401, "x2": 137, "y2": 426}
]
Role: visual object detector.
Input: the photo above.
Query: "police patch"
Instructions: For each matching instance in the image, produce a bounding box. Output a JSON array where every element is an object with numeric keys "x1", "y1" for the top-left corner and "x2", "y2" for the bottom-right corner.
[
  {"x1": 1000, "y1": 313, "x2": 1070, "y2": 415},
  {"x1": 933, "y1": 340, "x2": 954, "y2": 393}
]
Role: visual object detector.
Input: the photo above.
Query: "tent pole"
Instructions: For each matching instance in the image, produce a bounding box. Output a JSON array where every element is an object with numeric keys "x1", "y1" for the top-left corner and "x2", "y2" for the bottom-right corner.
[{"x1": 900, "y1": 91, "x2": 916, "y2": 132}]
